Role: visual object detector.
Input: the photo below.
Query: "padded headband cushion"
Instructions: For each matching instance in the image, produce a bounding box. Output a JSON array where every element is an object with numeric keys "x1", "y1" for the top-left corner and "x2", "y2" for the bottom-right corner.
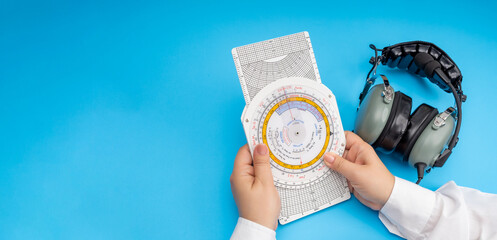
[
  {"x1": 372, "y1": 91, "x2": 412, "y2": 151},
  {"x1": 380, "y1": 41, "x2": 462, "y2": 92},
  {"x1": 395, "y1": 104, "x2": 439, "y2": 162}
]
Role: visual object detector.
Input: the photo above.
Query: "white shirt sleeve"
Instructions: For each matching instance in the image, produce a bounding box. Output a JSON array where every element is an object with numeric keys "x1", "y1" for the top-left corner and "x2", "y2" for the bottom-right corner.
[
  {"x1": 379, "y1": 177, "x2": 497, "y2": 240},
  {"x1": 230, "y1": 217, "x2": 276, "y2": 240}
]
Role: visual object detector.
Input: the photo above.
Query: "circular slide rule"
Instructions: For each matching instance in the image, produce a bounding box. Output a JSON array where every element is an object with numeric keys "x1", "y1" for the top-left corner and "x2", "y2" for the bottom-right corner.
[{"x1": 242, "y1": 77, "x2": 345, "y2": 189}]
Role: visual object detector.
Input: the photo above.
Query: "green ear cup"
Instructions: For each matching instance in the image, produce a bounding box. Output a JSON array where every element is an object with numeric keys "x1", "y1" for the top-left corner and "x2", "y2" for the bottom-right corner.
[
  {"x1": 408, "y1": 115, "x2": 455, "y2": 167},
  {"x1": 355, "y1": 84, "x2": 394, "y2": 144}
]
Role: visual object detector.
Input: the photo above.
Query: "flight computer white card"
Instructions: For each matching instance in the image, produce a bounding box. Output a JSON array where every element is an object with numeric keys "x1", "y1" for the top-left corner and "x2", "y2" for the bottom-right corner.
[
  {"x1": 232, "y1": 32, "x2": 350, "y2": 225},
  {"x1": 232, "y1": 31, "x2": 321, "y2": 104}
]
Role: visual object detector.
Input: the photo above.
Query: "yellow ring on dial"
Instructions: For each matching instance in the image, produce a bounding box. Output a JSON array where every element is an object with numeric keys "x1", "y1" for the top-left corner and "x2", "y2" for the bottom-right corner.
[{"x1": 262, "y1": 97, "x2": 330, "y2": 170}]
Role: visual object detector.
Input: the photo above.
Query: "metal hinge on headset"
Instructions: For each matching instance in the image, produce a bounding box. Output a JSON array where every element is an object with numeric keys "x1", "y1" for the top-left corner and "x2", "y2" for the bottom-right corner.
[
  {"x1": 380, "y1": 75, "x2": 394, "y2": 103},
  {"x1": 358, "y1": 74, "x2": 393, "y2": 107},
  {"x1": 433, "y1": 107, "x2": 455, "y2": 129}
]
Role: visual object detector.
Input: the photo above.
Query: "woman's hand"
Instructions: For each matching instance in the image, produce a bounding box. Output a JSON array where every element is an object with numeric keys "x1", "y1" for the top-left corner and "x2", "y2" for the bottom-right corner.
[
  {"x1": 230, "y1": 144, "x2": 281, "y2": 230},
  {"x1": 324, "y1": 131, "x2": 395, "y2": 210}
]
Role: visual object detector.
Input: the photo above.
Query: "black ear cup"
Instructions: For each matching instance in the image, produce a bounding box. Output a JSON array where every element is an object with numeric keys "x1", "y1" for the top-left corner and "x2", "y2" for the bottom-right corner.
[
  {"x1": 395, "y1": 104, "x2": 439, "y2": 161},
  {"x1": 372, "y1": 91, "x2": 412, "y2": 151}
]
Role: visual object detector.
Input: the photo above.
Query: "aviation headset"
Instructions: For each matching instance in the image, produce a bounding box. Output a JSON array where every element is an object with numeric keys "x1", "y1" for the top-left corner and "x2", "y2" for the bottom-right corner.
[{"x1": 355, "y1": 41, "x2": 466, "y2": 184}]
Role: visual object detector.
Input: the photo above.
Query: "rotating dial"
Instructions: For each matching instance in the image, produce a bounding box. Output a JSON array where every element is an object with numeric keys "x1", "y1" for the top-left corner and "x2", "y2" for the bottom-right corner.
[{"x1": 242, "y1": 77, "x2": 345, "y2": 189}]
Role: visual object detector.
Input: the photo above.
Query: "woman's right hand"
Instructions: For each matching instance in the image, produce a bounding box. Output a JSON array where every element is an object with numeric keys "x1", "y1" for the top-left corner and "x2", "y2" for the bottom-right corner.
[{"x1": 323, "y1": 131, "x2": 395, "y2": 210}]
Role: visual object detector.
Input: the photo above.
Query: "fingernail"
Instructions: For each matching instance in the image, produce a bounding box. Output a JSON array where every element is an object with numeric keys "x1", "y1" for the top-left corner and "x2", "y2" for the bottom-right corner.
[
  {"x1": 324, "y1": 152, "x2": 335, "y2": 164},
  {"x1": 255, "y1": 144, "x2": 268, "y2": 155}
]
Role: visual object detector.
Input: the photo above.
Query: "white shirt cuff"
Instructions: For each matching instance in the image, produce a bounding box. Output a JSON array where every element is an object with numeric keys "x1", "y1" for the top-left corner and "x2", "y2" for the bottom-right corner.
[
  {"x1": 230, "y1": 217, "x2": 276, "y2": 240},
  {"x1": 379, "y1": 176, "x2": 437, "y2": 239}
]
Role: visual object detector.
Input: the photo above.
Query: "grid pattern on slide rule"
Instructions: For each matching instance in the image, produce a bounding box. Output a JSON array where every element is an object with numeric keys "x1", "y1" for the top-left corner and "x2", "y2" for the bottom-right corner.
[
  {"x1": 278, "y1": 171, "x2": 347, "y2": 217},
  {"x1": 234, "y1": 32, "x2": 319, "y2": 102}
]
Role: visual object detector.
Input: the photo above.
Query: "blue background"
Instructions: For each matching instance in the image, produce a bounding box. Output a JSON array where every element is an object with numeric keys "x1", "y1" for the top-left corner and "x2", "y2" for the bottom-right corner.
[{"x1": 1, "y1": 0, "x2": 497, "y2": 239}]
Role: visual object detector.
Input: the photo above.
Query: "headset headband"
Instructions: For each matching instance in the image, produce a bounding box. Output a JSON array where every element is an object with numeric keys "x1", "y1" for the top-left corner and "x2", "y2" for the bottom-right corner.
[{"x1": 381, "y1": 41, "x2": 463, "y2": 92}]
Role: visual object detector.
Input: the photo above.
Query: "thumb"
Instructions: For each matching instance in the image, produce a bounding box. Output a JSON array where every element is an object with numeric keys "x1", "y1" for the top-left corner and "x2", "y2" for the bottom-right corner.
[
  {"x1": 323, "y1": 152, "x2": 359, "y2": 181},
  {"x1": 252, "y1": 144, "x2": 273, "y2": 183}
]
